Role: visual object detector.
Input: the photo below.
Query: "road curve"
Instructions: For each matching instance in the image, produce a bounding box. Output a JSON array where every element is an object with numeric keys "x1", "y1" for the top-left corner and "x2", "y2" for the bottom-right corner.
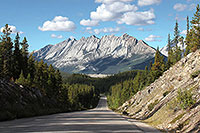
[{"x1": 0, "y1": 97, "x2": 160, "y2": 133}]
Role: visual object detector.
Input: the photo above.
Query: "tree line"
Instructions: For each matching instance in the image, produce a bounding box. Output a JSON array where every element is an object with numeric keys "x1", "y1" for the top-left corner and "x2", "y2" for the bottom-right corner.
[
  {"x1": 107, "y1": 4, "x2": 200, "y2": 110},
  {"x1": 0, "y1": 24, "x2": 99, "y2": 120},
  {"x1": 167, "y1": 4, "x2": 200, "y2": 68}
]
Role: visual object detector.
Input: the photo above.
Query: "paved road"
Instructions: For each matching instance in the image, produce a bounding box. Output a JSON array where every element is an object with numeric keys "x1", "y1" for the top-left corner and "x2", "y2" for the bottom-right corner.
[{"x1": 0, "y1": 97, "x2": 160, "y2": 133}]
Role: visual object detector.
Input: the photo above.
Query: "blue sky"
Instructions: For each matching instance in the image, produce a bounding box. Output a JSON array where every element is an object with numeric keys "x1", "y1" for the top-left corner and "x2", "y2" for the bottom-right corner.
[{"x1": 0, "y1": 0, "x2": 199, "y2": 52}]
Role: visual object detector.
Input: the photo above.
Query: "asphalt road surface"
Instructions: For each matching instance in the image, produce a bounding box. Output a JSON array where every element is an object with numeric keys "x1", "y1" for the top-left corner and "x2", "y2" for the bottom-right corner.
[{"x1": 0, "y1": 97, "x2": 160, "y2": 133}]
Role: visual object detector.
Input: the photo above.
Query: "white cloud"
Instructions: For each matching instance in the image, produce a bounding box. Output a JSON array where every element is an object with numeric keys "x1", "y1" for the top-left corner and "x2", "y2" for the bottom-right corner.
[
  {"x1": 82, "y1": 1, "x2": 155, "y2": 27},
  {"x1": 118, "y1": 9, "x2": 155, "y2": 26},
  {"x1": 38, "y1": 16, "x2": 76, "y2": 31},
  {"x1": 181, "y1": 30, "x2": 187, "y2": 35},
  {"x1": 145, "y1": 35, "x2": 162, "y2": 42},
  {"x1": 80, "y1": 19, "x2": 99, "y2": 26},
  {"x1": 173, "y1": 3, "x2": 187, "y2": 12},
  {"x1": 90, "y1": 2, "x2": 138, "y2": 22},
  {"x1": 138, "y1": 0, "x2": 161, "y2": 6},
  {"x1": 95, "y1": 0, "x2": 133, "y2": 4},
  {"x1": 51, "y1": 34, "x2": 63, "y2": 39},
  {"x1": 137, "y1": 27, "x2": 152, "y2": 31},
  {"x1": 86, "y1": 27, "x2": 92, "y2": 30},
  {"x1": 137, "y1": 27, "x2": 144, "y2": 31},
  {"x1": 93, "y1": 27, "x2": 120, "y2": 34},
  {"x1": 189, "y1": 3, "x2": 196, "y2": 11},
  {"x1": 1, "y1": 25, "x2": 23, "y2": 34}
]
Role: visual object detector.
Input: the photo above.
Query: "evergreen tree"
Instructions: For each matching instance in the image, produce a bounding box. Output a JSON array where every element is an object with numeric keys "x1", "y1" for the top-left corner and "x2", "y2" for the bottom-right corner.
[
  {"x1": 190, "y1": 4, "x2": 200, "y2": 51},
  {"x1": 26, "y1": 73, "x2": 32, "y2": 86},
  {"x1": 167, "y1": 34, "x2": 173, "y2": 68},
  {"x1": 0, "y1": 24, "x2": 13, "y2": 79},
  {"x1": 21, "y1": 37, "x2": 29, "y2": 77},
  {"x1": 172, "y1": 20, "x2": 182, "y2": 64},
  {"x1": 187, "y1": 16, "x2": 190, "y2": 35},
  {"x1": 46, "y1": 64, "x2": 56, "y2": 98},
  {"x1": 13, "y1": 33, "x2": 22, "y2": 80},
  {"x1": 15, "y1": 71, "x2": 26, "y2": 85},
  {"x1": 0, "y1": 42, "x2": 3, "y2": 77},
  {"x1": 185, "y1": 4, "x2": 200, "y2": 53},
  {"x1": 27, "y1": 52, "x2": 35, "y2": 80},
  {"x1": 174, "y1": 20, "x2": 180, "y2": 47},
  {"x1": 151, "y1": 47, "x2": 165, "y2": 80}
]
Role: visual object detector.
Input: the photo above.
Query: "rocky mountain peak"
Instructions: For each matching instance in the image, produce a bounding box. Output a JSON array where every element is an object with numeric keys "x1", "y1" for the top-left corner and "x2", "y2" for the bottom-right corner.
[{"x1": 33, "y1": 34, "x2": 157, "y2": 74}]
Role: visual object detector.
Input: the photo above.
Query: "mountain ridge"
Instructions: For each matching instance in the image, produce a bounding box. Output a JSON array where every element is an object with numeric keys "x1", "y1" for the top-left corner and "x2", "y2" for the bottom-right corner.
[{"x1": 33, "y1": 33, "x2": 158, "y2": 74}]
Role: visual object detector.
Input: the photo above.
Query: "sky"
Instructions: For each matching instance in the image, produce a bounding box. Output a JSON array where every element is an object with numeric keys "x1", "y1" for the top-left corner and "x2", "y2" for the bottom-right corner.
[{"x1": 0, "y1": 0, "x2": 199, "y2": 52}]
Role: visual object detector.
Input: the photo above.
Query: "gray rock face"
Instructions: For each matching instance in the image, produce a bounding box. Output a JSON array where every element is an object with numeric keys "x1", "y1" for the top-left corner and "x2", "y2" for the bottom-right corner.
[
  {"x1": 33, "y1": 34, "x2": 156, "y2": 74},
  {"x1": 118, "y1": 49, "x2": 200, "y2": 132}
]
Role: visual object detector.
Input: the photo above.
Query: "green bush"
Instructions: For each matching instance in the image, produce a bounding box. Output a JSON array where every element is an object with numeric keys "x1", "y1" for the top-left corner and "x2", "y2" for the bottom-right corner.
[
  {"x1": 177, "y1": 89, "x2": 196, "y2": 109},
  {"x1": 163, "y1": 91, "x2": 170, "y2": 97},
  {"x1": 170, "y1": 113, "x2": 185, "y2": 124},
  {"x1": 148, "y1": 99, "x2": 159, "y2": 111},
  {"x1": 191, "y1": 70, "x2": 200, "y2": 79}
]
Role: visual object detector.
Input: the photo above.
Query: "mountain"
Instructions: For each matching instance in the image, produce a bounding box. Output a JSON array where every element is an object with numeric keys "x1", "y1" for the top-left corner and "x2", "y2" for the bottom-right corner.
[
  {"x1": 160, "y1": 41, "x2": 186, "y2": 57},
  {"x1": 33, "y1": 34, "x2": 157, "y2": 74},
  {"x1": 118, "y1": 49, "x2": 200, "y2": 132}
]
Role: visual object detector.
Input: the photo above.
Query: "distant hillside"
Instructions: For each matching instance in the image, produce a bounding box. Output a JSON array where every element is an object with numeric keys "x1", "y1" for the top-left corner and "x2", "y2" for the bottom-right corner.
[
  {"x1": 118, "y1": 50, "x2": 200, "y2": 132},
  {"x1": 33, "y1": 34, "x2": 157, "y2": 74}
]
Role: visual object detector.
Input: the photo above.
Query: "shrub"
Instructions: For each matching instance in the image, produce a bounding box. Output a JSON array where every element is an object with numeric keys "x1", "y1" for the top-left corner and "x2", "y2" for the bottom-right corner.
[
  {"x1": 191, "y1": 70, "x2": 200, "y2": 79},
  {"x1": 163, "y1": 91, "x2": 170, "y2": 97},
  {"x1": 170, "y1": 113, "x2": 185, "y2": 124},
  {"x1": 177, "y1": 88, "x2": 196, "y2": 109},
  {"x1": 148, "y1": 99, "x2": 159, "y2": 111}
]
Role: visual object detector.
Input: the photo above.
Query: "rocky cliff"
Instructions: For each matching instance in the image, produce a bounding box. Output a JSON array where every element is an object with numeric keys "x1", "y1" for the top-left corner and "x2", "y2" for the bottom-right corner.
[
  {"x1": 0, "y1": 78, "x2": 59, "y2": 121},
  {"x1": 33, "y1": 34, "x2": 156, "y2": 74},
  {"x1": 118, "y1": 50, "x2": 200, "y2": 132}
]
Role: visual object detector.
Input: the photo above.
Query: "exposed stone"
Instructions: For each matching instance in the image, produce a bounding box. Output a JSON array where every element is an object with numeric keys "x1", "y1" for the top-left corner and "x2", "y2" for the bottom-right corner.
[{"x1": 118, "y1": 49, "x2": 200, "y2": 132}]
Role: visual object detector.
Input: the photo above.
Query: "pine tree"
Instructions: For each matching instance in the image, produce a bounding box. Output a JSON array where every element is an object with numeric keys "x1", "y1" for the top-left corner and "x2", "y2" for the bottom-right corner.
[
  {"x1": 190, "y1": 4, "x2": 200, "y2": 51},
  {"x1": 172, "y1": 20, "x2": 182, "y2": 64},
  {"x1": 21, "y1": 37, "x2": 29, "y2": 77},
  {"x1": 27, "y1": 52, "x2": 35, "y2": 80},
  {"x1": 15, "y1": 71, "x2": 26, "y2": 85},
  {"x1": 13, "y1": 33, "x2": 22, "y2": 80},
  {"x1": 0, "y1": 42, "x2": 3, "y2": 77},
  {"x1": 167, "y1": 34, "x2": 172, "y2": 68},
  {"x1": 187, "y1": 16, "x2": 190, "y2": 35},
  {"x1": 46, "y1": 64, "x2": 56, "y2": 97},
  {"x1": 26, "y1": 73, "x2": 32, "y2": 86},
  {"x1": 55, "y1": 69, "x2": 62, "y2": 96},
  {"x1": 0, "y1": 24, "x2": 13, "y2": 79},
  {"x1": 174, "y1": 20, "x2": 180, "y2": 47},
  {"x1": 151, "y1": 47, "x2": 165, "y2": 80}
]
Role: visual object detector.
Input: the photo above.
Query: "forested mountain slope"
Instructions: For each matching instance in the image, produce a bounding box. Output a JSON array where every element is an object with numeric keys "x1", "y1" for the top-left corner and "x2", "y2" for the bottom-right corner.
[{"x1": 118, "y1": 50, "x2": 200, "y2": 132}]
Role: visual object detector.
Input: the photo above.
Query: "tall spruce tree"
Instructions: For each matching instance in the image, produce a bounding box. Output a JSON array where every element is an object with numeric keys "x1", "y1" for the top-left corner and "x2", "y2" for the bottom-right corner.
[
  {"x1": 13, "y1": 33, "x2": 22, "y2": 80},
  {"x1": 173, "y1": 20, "x2": 182, "y2": 64},
  {"x1": 27, "y1": 52, "x2": 35, "y2": 80},
  {"x1": 167, "y1": 34, "x2": 173, "y2": 68},
  {"x1": 185, "y1": 4, "x2": 200, "y2": 53},
  {"x1": 0, "y1": 41, "x2": 3, "y2": 77},
  {"x1": 21, "y1": 37, "x2": 29, "y2": 77},
  {"x1": 151, "y1": 47, "x2": 165, "y2": 80},
  {"x1": 174, "y1": 20, "x2": 180, "y2": 47},
  {"x1": 190, "y1": 4, "x2": 200, "y2": 51},
  {"x1": 185, "y1": 16, "x2": 190, "y2": 55},
  {"x1": 0, "y1": 24, "x2": 13, "y2": 79}
]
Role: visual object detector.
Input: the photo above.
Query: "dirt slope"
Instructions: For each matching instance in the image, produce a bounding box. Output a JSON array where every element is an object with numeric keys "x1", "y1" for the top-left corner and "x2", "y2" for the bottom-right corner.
[{"x1": 118, "y1": 50, "x2": 200, "y2": 132}]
